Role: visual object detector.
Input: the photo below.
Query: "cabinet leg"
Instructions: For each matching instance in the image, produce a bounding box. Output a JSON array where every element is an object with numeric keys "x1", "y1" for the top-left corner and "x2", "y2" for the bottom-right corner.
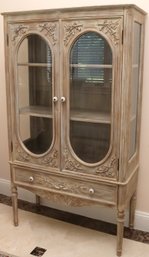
[
  {"x1": 11, "y1": 185, "x2": 18, "y2": 226},
  {"x1": 129, "y1": 192, "x2": 136, "y2": 229},
  {"x1": 36, "y1": 195, "x2": 41, "y2": 206},
  {"x1": 117, "y1": 209, "x2": 125, "y2": 257}
]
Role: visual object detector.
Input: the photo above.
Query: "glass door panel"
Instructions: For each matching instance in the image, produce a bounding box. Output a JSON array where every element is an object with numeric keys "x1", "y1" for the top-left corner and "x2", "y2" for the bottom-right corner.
[
  {"x1": 69, "y1": 32, "x2": 112, "y2": 163},
  {"x1": 17, "y1": 34, "x2": 53, "y2": 154},
  {"x1": 129, "y1": 23, "x2": 142, "y2": 158}
]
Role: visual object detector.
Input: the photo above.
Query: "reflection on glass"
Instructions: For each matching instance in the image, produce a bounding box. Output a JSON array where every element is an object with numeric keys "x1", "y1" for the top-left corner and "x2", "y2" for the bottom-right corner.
[
  {"x1": 20, "y1": 116, "x2": 52, "y2": 154},
  {"x1": 69, "y1": 32, "x2": 112, "y2": 163},
  {"x1": 70, "y1": 121, "x2": 111, "y2": 163},
  {"x1": 17, "y1": 34, "x2": 53, "y2": 154},
  {"x1": 129, "y1": 23, "x2": 141, "y2": 158}
]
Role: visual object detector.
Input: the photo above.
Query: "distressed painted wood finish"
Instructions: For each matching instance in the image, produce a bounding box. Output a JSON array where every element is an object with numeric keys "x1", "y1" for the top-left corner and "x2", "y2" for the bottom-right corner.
[
  {"x1": 7, "y1": 19, "x2": 61, "y2": 169},
  {"x1": 61, "y1": 16, "x2": 122, "y2": 179},
  {"x1": 2, "y1": 5, "x2": 146, "y2": 257},
  {"x1": 13, "y1": 167, "x2": 117, "y2": 206}
]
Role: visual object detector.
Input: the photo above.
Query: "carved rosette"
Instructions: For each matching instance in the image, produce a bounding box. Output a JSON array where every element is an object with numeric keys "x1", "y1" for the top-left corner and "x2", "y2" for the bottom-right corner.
[
  {"x1": 95, "y1": 156, "x2": 117, "y2": 178},
  {"x1": 11, "y1": 24, "x2": 29, "y2": 42},
  {"x1": 63, "y1": 148, "x2": 83, "y2": 171},
  {"x1": 97, "y1": 19, "x2": 121, "y2": 45},
  {"x1": 15, "y1": 142, "x2": 58, "y2": 168},
  {"x1": 38, "y1": 23, "x2": 57, "y2": 45},
  {"x1": 64, "y1": 22, "x2": 83, "y2": 46}
]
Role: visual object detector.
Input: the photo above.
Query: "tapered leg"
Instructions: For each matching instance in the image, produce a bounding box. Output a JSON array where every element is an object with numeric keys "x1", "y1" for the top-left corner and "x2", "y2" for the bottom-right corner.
[
  {"x1": 129, "y1": 192, "x2": 136, "y2": 229},
  {"x1": 11, "y1": 185, "x2": 18, "y2": 226},
  {"x1": 36, "y1": 195, "x2": 41, "y2": 206},
  {"x1": 117, "y1": 209, "x2": 125, "y2": 256}
]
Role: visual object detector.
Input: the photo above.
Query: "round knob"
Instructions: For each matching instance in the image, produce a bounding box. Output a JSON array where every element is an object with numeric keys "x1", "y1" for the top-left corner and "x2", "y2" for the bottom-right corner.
[
  {"x1": 89, "y1": 188, "x2": 94, "y2": 195},
  {"x1": 29, "y1": 176, "x2": 34, "y2": 183},
  {"x1": 61, "y1": 96, "x2": 66, "y2": 102},
  {"x1": 53, "y1": 96, "x2": 58, "y2": 102}
]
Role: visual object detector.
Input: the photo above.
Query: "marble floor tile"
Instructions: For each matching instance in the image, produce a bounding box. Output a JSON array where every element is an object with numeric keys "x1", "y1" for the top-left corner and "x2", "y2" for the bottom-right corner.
[{"x1": 0, "y1": 203, "x2": 149, "y2": 257}]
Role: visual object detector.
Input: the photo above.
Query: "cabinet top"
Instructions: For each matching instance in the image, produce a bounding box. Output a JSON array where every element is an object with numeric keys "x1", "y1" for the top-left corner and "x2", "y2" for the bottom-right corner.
[{"x1": 1, "y1": 4, "x2": 146, "y2": 17}]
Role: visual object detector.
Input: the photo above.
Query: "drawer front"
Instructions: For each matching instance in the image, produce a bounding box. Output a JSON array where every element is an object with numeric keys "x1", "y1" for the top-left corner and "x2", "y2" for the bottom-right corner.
[{"x1": 14, "y1": 168, "x2": 117, "y2": 205}]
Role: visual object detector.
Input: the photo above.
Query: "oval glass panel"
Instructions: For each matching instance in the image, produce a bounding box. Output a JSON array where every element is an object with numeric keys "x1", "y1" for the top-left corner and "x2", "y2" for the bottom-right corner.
[
  {"x1": 17, "y1": 34, "x2": 53, "y2": 154},
  {"x1": 69, "y1": 32, "x2": 112, "y2": 163}
]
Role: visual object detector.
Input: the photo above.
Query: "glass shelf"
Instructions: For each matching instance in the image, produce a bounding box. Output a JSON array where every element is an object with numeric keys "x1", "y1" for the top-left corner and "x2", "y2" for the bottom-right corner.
[
  {"x1": 70, "y1": 64, "x2": 112, "y2": 68},
  {"x1": 70, "y1": 110, "x2": 111, "y2": 124},
  {"x1": 19, "y1": 105, "x2": 52, "y2": 118},
  {"x1": 17, "y1": 62, "x2": 52, "y2": 67}
]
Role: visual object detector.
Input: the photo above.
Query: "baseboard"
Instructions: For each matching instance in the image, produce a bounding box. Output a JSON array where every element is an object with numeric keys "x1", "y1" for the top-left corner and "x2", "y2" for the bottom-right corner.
[{"x1": 0, "y1": 178, "x2": 149, "y2": 232}]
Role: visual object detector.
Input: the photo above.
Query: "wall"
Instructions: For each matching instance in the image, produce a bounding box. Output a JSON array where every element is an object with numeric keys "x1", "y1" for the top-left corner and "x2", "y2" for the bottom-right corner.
[{"x1": 0, "y1": 0, "x2": 149, "y2": 229}]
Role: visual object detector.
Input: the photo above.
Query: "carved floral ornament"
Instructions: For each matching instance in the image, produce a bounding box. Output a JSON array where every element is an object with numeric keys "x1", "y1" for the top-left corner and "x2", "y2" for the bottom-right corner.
[
  {"x1": 97, "y1": 19, "x2": 121, "y2": 45},
  {"x1": 15, "y1": 143, "x2": 31, "y2": 162},
  {"x1": 31, "y1": 188, "x2": 93, "y2": 207},
  {"x1": 95, "y1": 155, "x2": 118, "y2": 178},
  {"x1": 63, "y1": 148, "x2": 83, "y2": 171},
  {"x1": 10, "y1": 22, "x2": 57, "y2": 45},
  {"x1": 34, "y1": 174, "x2": 92, "y2": 195},
  {"x1": 38, "y1": 23, "x2": 57, "y2": 45},
  {"x1": 64, "y1": 22, "x2": 83, "y2": 46},
  {"x1": 64, "y1": 147, "x2": 117, "y2": 178},
  {"x1": 15, "y1": 142, "x2": 58, "y2": 168},
  {"x1": 11, "y1": 24, "x2": 29, "y2": 42}
]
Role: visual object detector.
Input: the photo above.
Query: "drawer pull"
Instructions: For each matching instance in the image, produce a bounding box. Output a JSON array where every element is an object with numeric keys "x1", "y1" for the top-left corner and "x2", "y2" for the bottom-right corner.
[
  {"x1": 29, "y1": 176, "x2": 34, "y2": 183},
  {"x1": 89, "y1": 188, "x2": 94, "y2": 195}
]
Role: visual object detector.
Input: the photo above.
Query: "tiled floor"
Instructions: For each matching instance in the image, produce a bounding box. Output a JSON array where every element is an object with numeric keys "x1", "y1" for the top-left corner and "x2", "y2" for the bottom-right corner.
[{"x1": 0, "y1": 199, "x2": 149, "y2": 257}]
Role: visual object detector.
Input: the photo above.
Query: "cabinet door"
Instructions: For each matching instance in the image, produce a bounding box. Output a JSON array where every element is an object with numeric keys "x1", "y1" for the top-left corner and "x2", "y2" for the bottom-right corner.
[
  {"x1": 61, "y1": 18, "x2": 123, "y2": 179},
  {"x1": 8, "y1": 22, "x2": 60, "y2": 169}
]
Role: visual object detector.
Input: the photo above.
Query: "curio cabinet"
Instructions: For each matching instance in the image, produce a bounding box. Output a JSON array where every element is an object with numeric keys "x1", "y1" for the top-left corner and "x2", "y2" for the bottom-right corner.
[{"x1": 2, "y1": 5, "x2": 146, "y2": 256}]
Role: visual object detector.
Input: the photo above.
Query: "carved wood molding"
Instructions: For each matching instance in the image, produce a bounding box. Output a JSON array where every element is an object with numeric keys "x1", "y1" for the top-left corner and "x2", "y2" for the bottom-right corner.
[
  {"x1": 27, "y1": 187, "x2": 93, "y2": 207},
  {"x1": 63, "y1": 147, "x2": 117, "y2": 178},
  {"x1": 97, "y1": 19, "x2": 121, "y2": 45},
  {"x1": 95, "y1": 155, "x2": 117, "y2": 178},
  {"x1": 63, "y1": 148, "x2": 83, "y2": 171},
  {"x1": 64, "y1": 22, "x2": 83, "y2": 46},
  {"x1": 38, "y1": 23, "x2": 57, "y2": 45},
  {"x1": 47, "y1": 193, "x2": 93, "y2": 207},
  {"x1": 15, "y1": 141, "x2": 58, "y2": 168},
  {"x1": 32, "y1": 174, "x2": 92, "y2": 195},
  {"x1": 16, "y1": 143, "x2": 31, "y2": 162},
  {"x1": 11, "y1": 24, "x2": 29, "y2": 42},
  {"x1": 40, "y1": 149, "x2": 58, "y2": 167}
]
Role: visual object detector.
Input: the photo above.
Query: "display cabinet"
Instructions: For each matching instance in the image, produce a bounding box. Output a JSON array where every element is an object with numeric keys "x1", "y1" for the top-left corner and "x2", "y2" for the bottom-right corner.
[{"x1": 2, "y1": 5, "x2": 146, "y2": 256}]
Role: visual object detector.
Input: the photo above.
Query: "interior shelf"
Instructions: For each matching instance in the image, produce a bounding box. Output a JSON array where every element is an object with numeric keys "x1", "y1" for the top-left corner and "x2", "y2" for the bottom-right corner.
[
  {"x1": 19, "y1": 105, "x2": 52, "y2": 118},
  {"x1": 70, "y1": 64, "x2": 112, "y2": 68},
  {"x1": 70, "y1": 109, "x2": 111, "y2": 124},
  {"x1": 17, "y1": 62, "x2": 52, "y2": 67}
]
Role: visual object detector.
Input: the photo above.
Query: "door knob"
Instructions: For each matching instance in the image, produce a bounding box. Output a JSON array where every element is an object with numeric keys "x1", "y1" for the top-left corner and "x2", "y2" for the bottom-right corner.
[{"x1": 53, "y1": 96, "x2": 58, "y2": 102}]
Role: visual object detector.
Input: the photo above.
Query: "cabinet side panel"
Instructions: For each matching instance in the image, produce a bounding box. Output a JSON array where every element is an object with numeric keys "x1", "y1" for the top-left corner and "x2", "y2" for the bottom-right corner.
[
  {"x1": 127, "y1": 10, "x2": 146, "y2": 178},
  {"x1": 3, "y1": 16, "x2": 13, "y2": 162}
]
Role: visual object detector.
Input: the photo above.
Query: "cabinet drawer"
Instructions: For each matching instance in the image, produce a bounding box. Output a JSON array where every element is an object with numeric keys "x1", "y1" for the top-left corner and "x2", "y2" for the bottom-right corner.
[{"x1": 14, "y1": 168, "x2": 117, "y2": 205}]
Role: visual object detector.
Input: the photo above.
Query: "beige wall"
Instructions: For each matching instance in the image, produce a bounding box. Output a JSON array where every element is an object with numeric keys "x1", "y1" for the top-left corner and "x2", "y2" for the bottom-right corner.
[{"x1": 0, "y1": 0, "x2": 149, "y2": 213}]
